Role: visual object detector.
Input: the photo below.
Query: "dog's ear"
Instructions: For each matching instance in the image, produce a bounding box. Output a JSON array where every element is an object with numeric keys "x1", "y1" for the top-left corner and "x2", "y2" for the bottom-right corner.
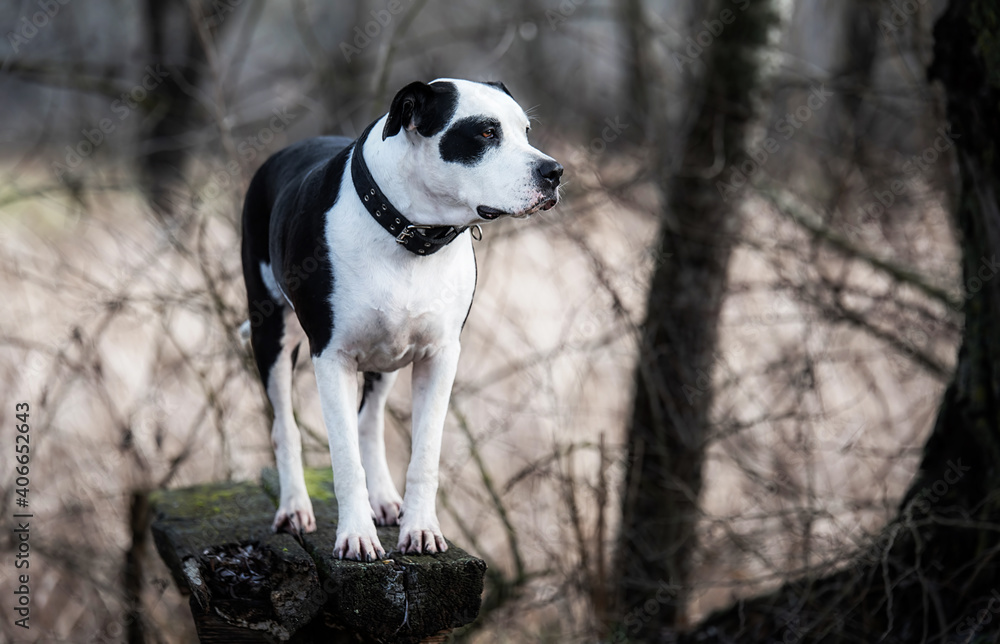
[
  {"x1": 484, "y1": 81, "x2": 514, "y2": 101},
  {"x1": 382, "y1": 81, "x2": 458, "y2": 140}
]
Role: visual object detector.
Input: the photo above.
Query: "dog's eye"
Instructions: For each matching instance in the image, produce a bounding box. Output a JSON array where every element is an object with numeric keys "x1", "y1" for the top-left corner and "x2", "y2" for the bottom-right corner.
[{"x1": 481, "y1": 128, "x2": 496, "y2": 139}]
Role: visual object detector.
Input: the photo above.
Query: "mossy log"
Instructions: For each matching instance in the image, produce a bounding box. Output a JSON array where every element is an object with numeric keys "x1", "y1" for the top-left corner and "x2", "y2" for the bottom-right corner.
[{"x1": 150, "y1": 468, "x2": 486, "y2": 643}]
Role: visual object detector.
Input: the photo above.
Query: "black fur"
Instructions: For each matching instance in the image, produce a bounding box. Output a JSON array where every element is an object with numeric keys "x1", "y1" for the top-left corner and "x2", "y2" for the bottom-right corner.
[
  {"x1": 242, "y1": 136, "x2": 352, "y2": 370},
  {"x1": 241, "y1": 225, "x2": 285, "y2": 390},
  {"x1": 439, "y1": 116, "x2": 501, "y2": 166},
  {"x1": 382, "y1": 81, "x2": 458, "y2": 140}
]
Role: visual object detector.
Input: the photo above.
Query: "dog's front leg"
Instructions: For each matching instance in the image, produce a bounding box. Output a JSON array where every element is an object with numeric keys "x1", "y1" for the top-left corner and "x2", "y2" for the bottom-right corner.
[
  {"x1": 398, "y1": 343, "x2": 460, "y2": 554},
  {"x1": 313, "y1": 354, "x2": 385, "y2": 561}
]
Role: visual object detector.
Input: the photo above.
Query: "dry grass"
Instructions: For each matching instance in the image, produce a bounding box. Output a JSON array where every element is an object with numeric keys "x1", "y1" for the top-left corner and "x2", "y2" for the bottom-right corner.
[{"x1": 0, "y1": 139, "x2": 960, "y2": 642}]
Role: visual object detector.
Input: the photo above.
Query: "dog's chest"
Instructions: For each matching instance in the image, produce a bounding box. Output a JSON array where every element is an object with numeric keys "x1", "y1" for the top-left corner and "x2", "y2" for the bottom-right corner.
[{"x1": 328, "y1": 240, "x2": 475, "y2": 372}]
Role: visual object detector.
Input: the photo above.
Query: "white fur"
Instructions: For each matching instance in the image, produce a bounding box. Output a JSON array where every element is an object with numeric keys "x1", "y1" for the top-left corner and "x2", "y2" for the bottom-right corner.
[
  {"x1": 368, "y1": 78, "x2": 558, "y2": 227},
  {"x1": 358, "y1": 370, "x2": 403, "y2": 526},
  {"x1": 267, "y1": 309, "x2": 314, "y2": 535},
  {"x1": 260, "y1": 260, "x2": 292, "y2": 309},
  {"x1": 238, "y1": 320, "x2": 251, "y2": 348},
  {"x1": 312, "y1": 150, "x2": 476, "y2": 558},
  {"x1": 272, "y1": 80, "x2": 556, "y2": 560}
]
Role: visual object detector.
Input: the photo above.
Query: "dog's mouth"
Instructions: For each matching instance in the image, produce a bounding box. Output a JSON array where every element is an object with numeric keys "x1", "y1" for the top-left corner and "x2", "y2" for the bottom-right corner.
[
  {"x1": 477, "y1": 196, "x2": 558, "y2": 221},
  {"x1": 476, "y1": 206, "x2": 506, "y2": 220}
]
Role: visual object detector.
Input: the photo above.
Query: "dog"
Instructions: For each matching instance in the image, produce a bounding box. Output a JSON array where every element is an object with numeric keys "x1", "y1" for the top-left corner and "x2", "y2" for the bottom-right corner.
[{"x1": 240, "y1": 79, "x2": 562, "y2": 561}]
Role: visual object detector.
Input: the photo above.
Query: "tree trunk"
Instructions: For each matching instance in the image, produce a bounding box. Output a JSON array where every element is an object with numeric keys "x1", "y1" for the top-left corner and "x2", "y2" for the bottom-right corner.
[
  {"x1": 679, "y1": 1, "x2": 1000, "y2": 641},
  {"x1": 140, "y1": 0, "x2": 237, "y2": 220},
  {"x1": 614, "y1": 0, "x2": 778, "y2": 637}
]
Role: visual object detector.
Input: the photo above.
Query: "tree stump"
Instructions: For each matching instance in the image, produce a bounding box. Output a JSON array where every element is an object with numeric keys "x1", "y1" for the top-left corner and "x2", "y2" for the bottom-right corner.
[{"x1": 150, "y1": 468, "x2": 487, "y2": 643}]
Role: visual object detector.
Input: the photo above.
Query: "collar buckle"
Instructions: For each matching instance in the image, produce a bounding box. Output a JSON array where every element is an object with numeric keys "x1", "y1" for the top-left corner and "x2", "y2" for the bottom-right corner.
[
  {"x1": 395, "y1": 226, "x2": 417, "y2": 244},
  {"x1": 396, "y1": 223, "x2": 443, "y2": 245}
]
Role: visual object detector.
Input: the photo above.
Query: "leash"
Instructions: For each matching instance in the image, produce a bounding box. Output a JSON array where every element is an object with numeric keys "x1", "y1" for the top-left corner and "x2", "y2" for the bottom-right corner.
[{"x1": 351, "y1": 120, "x2": 480, "y2": 256}]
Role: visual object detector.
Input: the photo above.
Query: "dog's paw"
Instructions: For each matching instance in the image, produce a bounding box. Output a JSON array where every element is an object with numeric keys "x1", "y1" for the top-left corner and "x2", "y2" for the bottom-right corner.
[
  {"x1": 272, "y1": 495, "x2": 317, "y2": 535},
  {"x1": 397, "y1": 516, "x2": 448, "y2": 555},
  {"x1": 334, "y1": 525, "x2": 386, "y2": 562},
  {"x1": 369, "y1": 486, "x2": 403, "y2": 526}
]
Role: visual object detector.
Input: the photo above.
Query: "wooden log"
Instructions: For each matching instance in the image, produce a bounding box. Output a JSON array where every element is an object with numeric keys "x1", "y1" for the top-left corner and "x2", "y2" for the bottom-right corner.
[
  {"x1": 150, "y1": 481, "x2": 325, "y2": 641},
  {"x1": 150, "y1": 468, "x2": 487, "y2": 643}
]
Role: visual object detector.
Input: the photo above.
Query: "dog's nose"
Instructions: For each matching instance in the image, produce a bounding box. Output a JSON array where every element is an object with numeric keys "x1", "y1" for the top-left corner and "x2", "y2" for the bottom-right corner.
[{"x1": 535, "y1": 160, "x2": 564, "y2": 187}]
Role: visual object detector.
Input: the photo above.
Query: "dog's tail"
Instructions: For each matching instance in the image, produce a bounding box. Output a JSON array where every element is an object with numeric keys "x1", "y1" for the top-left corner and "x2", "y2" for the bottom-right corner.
[{"x1": 238, "y1": 320, "x2": 251, "y2": 349}]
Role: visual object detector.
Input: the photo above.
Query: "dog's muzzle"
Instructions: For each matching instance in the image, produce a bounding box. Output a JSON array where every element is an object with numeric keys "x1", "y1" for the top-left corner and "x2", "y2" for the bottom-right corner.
[{"x1": 476, "y1": 159, "x2": 563, "y2": 220}]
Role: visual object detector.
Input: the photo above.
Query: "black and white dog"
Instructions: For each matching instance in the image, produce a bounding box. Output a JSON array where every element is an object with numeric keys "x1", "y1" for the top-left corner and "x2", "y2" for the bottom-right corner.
[{"x1": 240, "y1": 79, "x2": 562, "y2": 561}]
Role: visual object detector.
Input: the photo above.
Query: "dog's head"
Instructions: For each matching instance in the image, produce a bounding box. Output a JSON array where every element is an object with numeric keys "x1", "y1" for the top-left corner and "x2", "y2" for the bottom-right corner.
[{"x1": 381, "y1": 78, "x2": 562, "y2": 226}]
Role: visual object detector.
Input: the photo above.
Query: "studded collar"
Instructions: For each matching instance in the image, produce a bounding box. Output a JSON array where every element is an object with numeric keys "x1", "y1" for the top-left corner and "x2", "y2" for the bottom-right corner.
[{"x1": 351, "y1": 120, "x2": 473, "y2": 256}]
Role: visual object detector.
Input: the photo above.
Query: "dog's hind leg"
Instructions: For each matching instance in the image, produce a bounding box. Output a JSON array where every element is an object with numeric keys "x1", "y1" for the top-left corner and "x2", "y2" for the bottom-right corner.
[
  {"x1": 247, "y1": 278, "x2": 315, "y2": 535},
  {"x1": 358, "y1": 371, "x2": 403, "y2": 526},
  {"x1": 267, "y1": 310, "x2": 315, "y2": 534}
]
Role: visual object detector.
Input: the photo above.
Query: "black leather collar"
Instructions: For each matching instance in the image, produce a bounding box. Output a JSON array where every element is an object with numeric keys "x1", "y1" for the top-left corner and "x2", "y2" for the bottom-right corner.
[{"x1": 351, "y1": 120, "x2": 469, "y2": 255}]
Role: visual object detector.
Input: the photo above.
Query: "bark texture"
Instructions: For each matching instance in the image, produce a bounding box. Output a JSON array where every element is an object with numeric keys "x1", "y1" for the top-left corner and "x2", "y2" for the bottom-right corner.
[
  {"x1": 140, "y1": 0, "x2": 224, "y2": 220},
  {"x1": 614, "y1": 0, "x2": 777, "y2": 637},
  {"x1": 677, "y1": 1, "x2": 1000, "y2": 641}
]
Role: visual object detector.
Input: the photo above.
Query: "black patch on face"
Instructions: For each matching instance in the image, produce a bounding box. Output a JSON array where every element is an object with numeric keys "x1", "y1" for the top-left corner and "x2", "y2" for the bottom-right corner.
[
  {"x1": 420, "y1": 81, "x2": 459, "y2": 136},
  {"x1": 439, "y1": 116, "x2": 501, "y2": 166},
  {"x1": 383, "y1": 81, "x2": 459, "y2": 140}
]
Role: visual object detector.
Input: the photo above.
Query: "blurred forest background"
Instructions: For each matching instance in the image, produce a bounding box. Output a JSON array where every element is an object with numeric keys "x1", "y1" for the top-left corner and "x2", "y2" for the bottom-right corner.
[{"x1": 1, "y1": 0, "x2": 999, "y2": 642}]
